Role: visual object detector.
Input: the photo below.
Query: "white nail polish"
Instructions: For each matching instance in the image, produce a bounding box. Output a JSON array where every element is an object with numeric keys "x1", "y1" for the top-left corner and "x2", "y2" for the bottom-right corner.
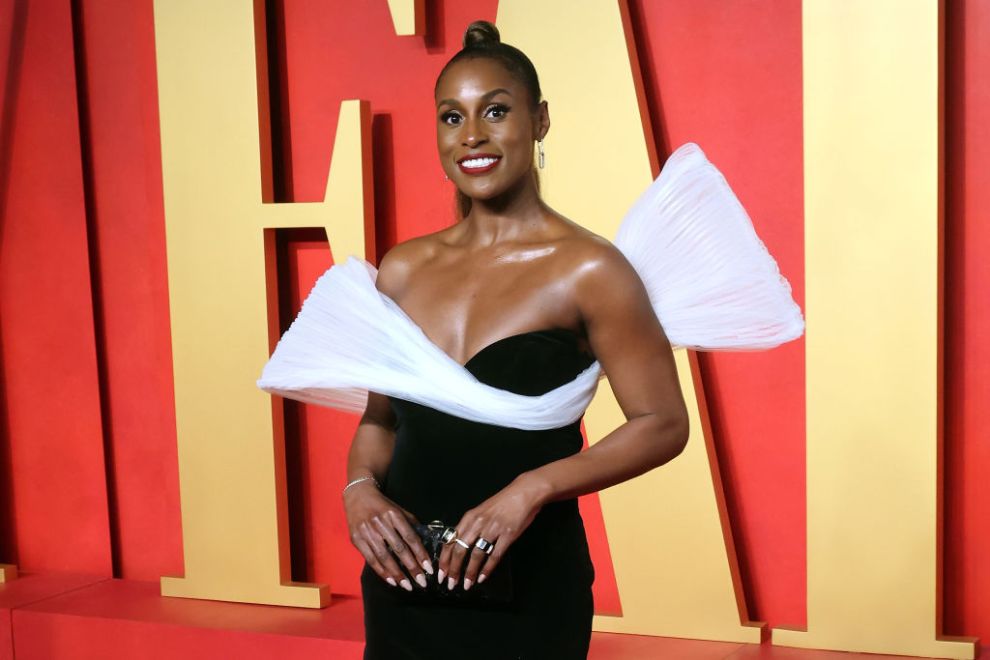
[
  {"x1": 415, "y1": 574, "x2": 427, "y2": 588},
  {"x1": 447, "y1": 577, "x2": 456, "y2": 590},
  {"x1": 386, "y1": 577, "x2": 397, "y2": 587},
  {"x1": 422, "y1": 560, "x2": 434, "y2": 575},
  {"x1": 478, "y1": 573, "x2": 487, "y2": 584},
  {"x1": 463, "y1": 578, "x2": 473, "y2": 591},
  {"x1": 438, "y1": 569, "x2": 446, "y2": 584},
  {"x1": 400, "y1": 578, "x2": 413, "y2": 592}
]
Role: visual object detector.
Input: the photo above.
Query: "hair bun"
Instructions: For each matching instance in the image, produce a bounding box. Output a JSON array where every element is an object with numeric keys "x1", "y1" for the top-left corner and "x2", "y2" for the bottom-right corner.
[{"x1": 463, "y1": 20, "x2": 500, "y2": 49}]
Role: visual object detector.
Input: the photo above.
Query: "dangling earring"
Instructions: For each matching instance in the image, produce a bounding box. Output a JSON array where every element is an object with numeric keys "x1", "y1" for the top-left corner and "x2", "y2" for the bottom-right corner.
[
  {"x1": 444, "y1": 172, "x2": 449, "y2": 181},
  {"x1": 537, "y1": 139, "x2": 545, "y2": 169}
]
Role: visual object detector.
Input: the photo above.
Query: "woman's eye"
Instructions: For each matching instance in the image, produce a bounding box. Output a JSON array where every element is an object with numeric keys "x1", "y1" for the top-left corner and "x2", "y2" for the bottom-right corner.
[
  {"x1": 486, "y1": 104, "x2": 509, "y2": 119},
  {"x1": 441, "y1": 112, "x2": 462, "y2": 125}
]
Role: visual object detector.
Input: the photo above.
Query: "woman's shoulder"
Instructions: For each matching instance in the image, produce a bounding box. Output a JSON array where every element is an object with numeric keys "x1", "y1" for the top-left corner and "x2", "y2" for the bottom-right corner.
[
  {"x1": 373, "y1": 231, "x2": 445, "y2": 299},
  {"x1": 548, "y1": 215, "x2": 637, "y2": 281}
]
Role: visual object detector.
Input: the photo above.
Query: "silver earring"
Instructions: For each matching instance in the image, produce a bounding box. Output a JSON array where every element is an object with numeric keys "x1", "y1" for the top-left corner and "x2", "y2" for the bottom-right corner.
[{"x1": 537, "y1": 140, "x2": 545, "y2": 169}]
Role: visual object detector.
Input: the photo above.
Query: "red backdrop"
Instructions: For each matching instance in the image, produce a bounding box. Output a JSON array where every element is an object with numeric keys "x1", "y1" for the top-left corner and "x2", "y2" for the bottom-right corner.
[{"x1": 0, "y1": 0, "x2": 987, "y2": 640}]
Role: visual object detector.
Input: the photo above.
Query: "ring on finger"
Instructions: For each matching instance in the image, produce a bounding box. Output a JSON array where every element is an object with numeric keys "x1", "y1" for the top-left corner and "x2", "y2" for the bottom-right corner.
[
  {"x1": 441, "y1": 527, "x2": 458, "y2": 545},
  {"x1": 474, "y1": 537, "x2": 495, "y2": 555},
  {"x1": 455, "y1": 537, "x2": 472, "y2": 550}
]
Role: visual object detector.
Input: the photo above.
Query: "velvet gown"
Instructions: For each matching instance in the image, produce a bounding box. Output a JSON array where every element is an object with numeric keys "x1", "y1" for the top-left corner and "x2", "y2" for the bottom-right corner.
[{"x1": 360, "y1": 328, "x2": 598, "y2": 659}]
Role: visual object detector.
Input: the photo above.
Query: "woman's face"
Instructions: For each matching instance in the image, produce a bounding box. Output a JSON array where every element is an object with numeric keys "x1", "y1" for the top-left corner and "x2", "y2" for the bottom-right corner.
[{"x1": 435, "y1": 58, "x2": 548, "y2": 205}]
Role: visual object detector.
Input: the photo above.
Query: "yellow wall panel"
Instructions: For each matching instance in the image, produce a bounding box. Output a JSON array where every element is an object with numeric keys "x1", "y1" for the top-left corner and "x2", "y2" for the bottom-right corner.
[
  {"x1": 154, "y1": 0, "x2": 373, "y2": 607},
  {"x1": 0, "y1": 565, "x2": 16, "y2": 582},
  {"x1": 386, "y1": 0, "x2": 423, "y2": 36},
  {"x1": 774, "y1": 2, "x2": 975, "y2": 656}
]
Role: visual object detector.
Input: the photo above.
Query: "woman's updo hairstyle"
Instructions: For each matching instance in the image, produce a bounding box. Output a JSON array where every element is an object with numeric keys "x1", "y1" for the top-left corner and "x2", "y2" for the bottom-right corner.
[{"x1": 434, "y1": 20, "x2": 543, "y2": 112}]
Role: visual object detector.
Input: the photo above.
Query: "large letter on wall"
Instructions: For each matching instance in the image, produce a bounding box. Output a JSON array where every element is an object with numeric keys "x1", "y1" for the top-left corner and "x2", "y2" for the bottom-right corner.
[
  {"x1": 773, "y1": 1, "x2": 976, "y2": 657},
  {"x1": 153, "y1": 1, "x2": 373, "y2": 606},
  {"x1": 498, "y1": 1, "x2": 762, "y2": 643}
]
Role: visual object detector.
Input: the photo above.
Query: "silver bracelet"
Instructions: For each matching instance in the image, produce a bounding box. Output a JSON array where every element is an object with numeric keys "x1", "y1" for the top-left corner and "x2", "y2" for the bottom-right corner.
[{"x1": 343, "y1": 475, "x2": 380, "y2": 495}]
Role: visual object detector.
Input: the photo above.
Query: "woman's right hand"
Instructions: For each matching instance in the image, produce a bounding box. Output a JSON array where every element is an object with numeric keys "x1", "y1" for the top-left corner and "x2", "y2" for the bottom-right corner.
[{"x1": 343, "y1": 480, "x2": 433, "y2": 591}]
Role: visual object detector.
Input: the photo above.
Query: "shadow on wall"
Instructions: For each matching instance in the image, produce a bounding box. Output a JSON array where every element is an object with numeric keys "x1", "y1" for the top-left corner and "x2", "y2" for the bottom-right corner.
[{"x1": 0, "y1": 0, "x2": 30, "y2": 568}]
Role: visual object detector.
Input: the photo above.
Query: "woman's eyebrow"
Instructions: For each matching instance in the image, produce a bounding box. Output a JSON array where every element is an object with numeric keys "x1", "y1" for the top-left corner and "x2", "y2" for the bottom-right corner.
[
  {"x1": 481, "y1": 87, "x2": 513, "y2": 100},
  {"x1": 436, "y1": 87, "x2": 514, "y2": 108}
]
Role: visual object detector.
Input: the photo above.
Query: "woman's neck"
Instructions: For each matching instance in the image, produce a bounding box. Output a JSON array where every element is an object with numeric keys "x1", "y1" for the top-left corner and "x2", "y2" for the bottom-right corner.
[{"x1": 461, "y1": 178, "x2": 548, "y2": 247}]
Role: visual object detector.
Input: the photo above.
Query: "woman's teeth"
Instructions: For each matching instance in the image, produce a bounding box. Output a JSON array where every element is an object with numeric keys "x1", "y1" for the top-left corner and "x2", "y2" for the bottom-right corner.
[{"x1": 461, "y1": 157, "x2": 499, "y2": 169}]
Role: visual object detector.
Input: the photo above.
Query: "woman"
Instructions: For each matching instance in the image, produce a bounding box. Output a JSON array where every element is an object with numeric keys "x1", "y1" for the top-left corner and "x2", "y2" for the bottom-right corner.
[{"x1": 345, "y1": 20, "x2": 690, "y2": 659}]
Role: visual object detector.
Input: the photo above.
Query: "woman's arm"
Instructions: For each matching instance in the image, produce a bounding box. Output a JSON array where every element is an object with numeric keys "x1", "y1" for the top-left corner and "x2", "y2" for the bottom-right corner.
[
  {"x1": 342, "y1": 248, "x2": 435, "y2": 592},
  {"x1": 344, "y1": 241, "x2": 417, "y2": 489},
  {"x1": 345, "y1": 391, "x2": 397, "y2": 486},
  {"x1": 523, "y1": 242, "x2": 690, "y2": 504},
  {"x1": 344, "y1": 385, "x2": 436, "y2": 595}
]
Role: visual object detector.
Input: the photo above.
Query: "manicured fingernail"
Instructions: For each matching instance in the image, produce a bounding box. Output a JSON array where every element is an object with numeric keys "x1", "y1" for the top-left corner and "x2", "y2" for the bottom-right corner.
[
  {"x1": 463, "y1": 578, "x2": 473, "y2": 591},
  {"x1": 422, "y1": 560, "x2": 434, "y2": 575},
  {"x1": 478, "y1": 573, "x2": 487, "y2": 584},
  {"x1": 386, "y1": 577, "x2": 397, "y2": 587},
  {"x1": 415, "y1": 573, "x2": 427, "y2": 588},
  {"x1": 447, "y1": 577, "x2": 456, "y2": 590},
  {"x1": 400, "y1": 578, "x2": 413, "y2": 592},
  {"x1": 438, "y1": 569, "x2": 446, "y2": 584}
]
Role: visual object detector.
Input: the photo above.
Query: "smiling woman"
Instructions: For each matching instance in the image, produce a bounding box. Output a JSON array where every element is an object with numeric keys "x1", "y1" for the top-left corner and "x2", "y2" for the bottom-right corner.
[
  {"x1": 341, "y1": 19, "x2": 690, "y2": 660},
  {"x1": 253, "y1": 14, "x2": 803, "y2": 658},
  {"x1": 250, "y1": 13, "x2": 805, "y2": 657}
]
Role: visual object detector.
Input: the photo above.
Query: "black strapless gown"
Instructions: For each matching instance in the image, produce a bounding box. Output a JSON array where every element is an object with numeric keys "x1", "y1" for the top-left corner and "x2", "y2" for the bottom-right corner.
[{"x1": 360, "y1": 328, "x2": 597, "y2": 659}]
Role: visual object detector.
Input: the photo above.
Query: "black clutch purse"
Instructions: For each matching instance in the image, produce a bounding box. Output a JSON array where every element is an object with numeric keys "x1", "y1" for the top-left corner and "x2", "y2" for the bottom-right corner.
[{"x1": 400, "y1": 520, "x2": 514, "y2": 604}]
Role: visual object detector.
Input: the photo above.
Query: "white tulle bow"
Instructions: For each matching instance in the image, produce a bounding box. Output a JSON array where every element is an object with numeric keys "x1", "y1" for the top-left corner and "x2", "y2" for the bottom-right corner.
[
  {"x1": 257, "y1": 143, "x2": 804, "y2": 430},
  {"x1": 616, "y1": 143, "x2": 804, "y2": 351},
  {"x1": 256, "y1": 256, "x2": 604, "y2": 429}
]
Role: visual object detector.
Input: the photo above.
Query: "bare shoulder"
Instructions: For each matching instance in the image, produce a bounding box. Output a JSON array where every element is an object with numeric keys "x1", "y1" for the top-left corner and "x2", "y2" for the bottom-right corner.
[
  {"x1": 542, "y1": 218, "x2": 654, "y2": 342},
  {"x1": 375, "y1": 238, "x2": 432, "y2": 300},
  {"x1": 544, "y1": 219, "x2": 661, "y2": 366},
  {"x1": 374, "y1": 233, "x2": 443, "y2": 300},
  {"x1": 551, "y1": 217, "x2": 642, "y2": 292}
]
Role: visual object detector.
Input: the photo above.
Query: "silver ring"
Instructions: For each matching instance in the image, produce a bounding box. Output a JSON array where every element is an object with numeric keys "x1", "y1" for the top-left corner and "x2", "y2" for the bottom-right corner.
[
  {"x1": 474, "y1": 537, "x2": 495, "y2": 555},
  {"x1": 455, "y1": 537, "x2": 472, "y2": 550},
  {"x1": 441, "y1": 527, "x2": 458, "y2": 545}
]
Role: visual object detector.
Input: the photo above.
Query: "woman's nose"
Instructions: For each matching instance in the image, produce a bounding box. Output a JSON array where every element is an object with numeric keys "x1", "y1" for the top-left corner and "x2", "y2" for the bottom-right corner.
[{"x1": 461, "y1": 118, "x2": 488, "y2": 147}]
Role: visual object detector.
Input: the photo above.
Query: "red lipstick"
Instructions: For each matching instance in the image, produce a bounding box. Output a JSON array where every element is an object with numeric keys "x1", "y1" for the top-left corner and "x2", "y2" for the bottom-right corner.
[{"x1": 457, "y1": 153, "x2": 502, "y2": 175}]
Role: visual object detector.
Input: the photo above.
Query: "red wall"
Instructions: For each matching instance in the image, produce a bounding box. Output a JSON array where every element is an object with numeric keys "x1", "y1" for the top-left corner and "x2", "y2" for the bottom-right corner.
[
  {"x1": 627, "y1": 0, "x2": 806, "y2": 624},
  {"x1": 944, "y1": 0, "x2": 990, "y2": 637},
  {"x1": 0, "y1": 0, "x2": 986, "y2": 640},
  {"x1": 0, "y1": 0, "x2": 111, "y2": 575}
]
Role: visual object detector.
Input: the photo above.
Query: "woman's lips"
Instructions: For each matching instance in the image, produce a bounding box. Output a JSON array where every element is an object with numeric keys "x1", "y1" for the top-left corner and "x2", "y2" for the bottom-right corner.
[{"x1": 457, "y1": 155, "x2": 502, "y2": 175}]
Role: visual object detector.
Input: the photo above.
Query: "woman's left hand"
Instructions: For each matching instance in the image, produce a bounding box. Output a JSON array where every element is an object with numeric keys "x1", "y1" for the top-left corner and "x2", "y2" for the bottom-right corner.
[{"x1": 439, "y1": 472, "x2": 549, "y2": 591}]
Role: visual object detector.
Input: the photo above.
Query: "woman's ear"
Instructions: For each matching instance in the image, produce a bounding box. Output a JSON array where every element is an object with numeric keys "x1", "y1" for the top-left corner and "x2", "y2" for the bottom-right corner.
[{"x1": 536, "y1": 100, "x2": 550, "y2": 141}]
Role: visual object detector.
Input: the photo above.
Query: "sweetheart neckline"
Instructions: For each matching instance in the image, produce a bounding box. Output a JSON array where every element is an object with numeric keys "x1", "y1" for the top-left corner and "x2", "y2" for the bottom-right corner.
[
  {"x1": 460, "y1": 328, "x2": 584, "y2": 370},
  {"x1": 375, "y1": 283, "x2": 589, "y2": 370},
  {"x1": 385, "y1": 328, "x2": 591, "y2": 405}
]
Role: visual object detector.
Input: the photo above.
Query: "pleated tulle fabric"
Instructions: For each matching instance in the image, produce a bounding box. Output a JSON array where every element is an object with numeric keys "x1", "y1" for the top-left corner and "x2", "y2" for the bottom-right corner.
[
  {"x1": 256, "y1": 256, "x2": 604, "y2": 429},
  {"x1": 614, "y1": 143, "x2": 805, "y2": 351},
  {"x1": 257, "y1": 143, "x2": 804, "y2": 430}
]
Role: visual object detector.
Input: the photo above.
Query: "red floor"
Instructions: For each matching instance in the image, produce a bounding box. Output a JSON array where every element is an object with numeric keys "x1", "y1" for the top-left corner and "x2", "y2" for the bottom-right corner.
[{"x1": 0, "y1": 573, "x2": 982, "y2": 659}]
